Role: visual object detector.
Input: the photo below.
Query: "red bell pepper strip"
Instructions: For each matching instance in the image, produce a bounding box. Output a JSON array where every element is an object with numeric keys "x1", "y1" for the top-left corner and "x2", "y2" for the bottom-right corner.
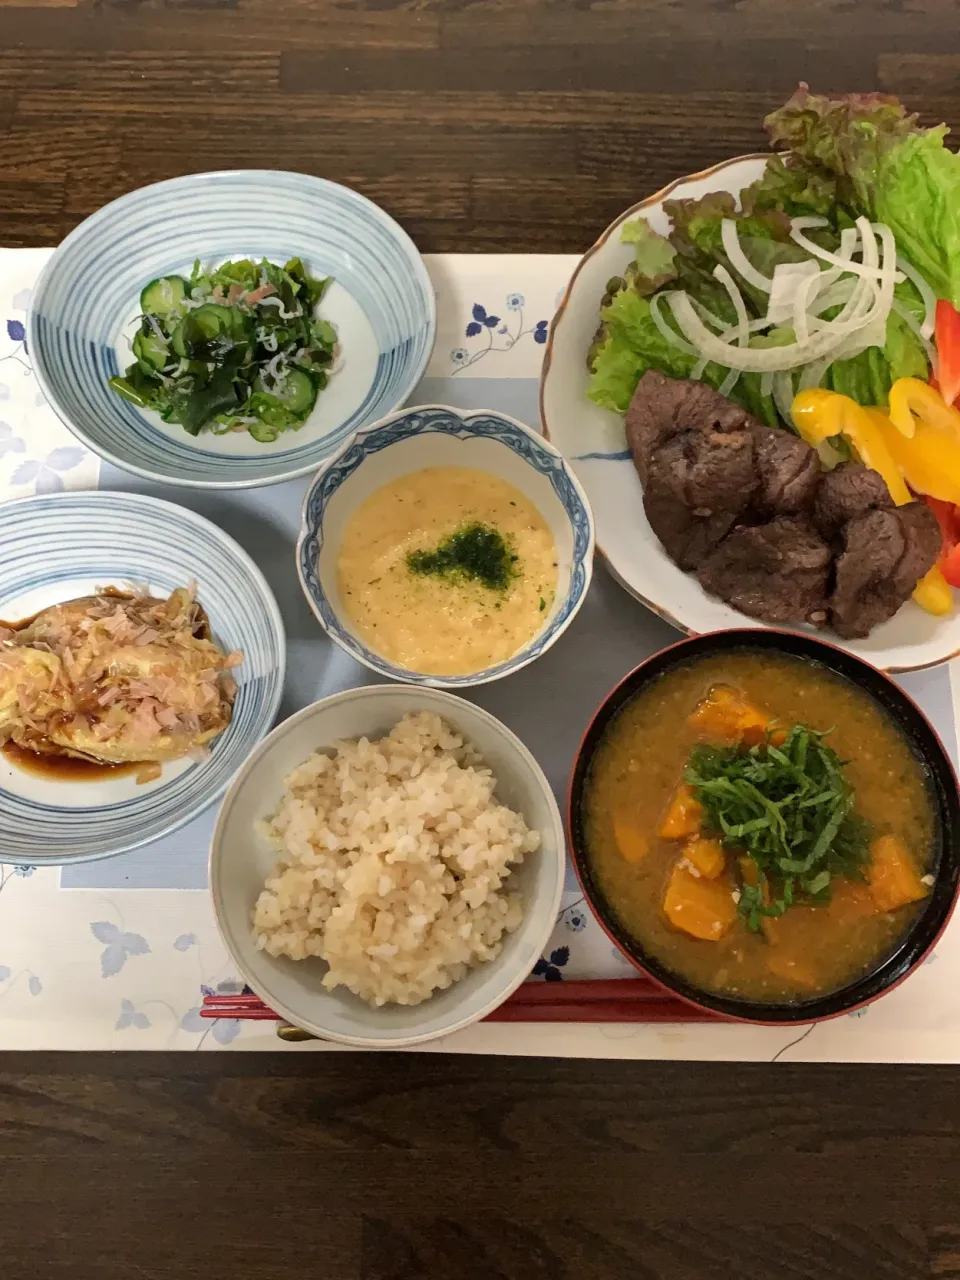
[
  {"x1": 923, "y1": 495, "x2": 960, "y2": 587},
  {"x1": 935, "y1": 300, "x2": 960, "y2": 408}
]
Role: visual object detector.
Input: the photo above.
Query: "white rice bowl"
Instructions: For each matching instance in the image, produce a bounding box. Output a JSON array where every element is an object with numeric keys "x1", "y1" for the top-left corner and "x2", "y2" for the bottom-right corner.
[{"x1": 253, "y1": 712, "x2": 539, "y2": 1006}]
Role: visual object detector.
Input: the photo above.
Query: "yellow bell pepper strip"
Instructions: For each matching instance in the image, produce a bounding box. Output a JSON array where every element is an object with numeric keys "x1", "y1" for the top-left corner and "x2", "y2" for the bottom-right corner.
[
  {"x1": 888, "y1": 376, "x2": 960, "y2": 440},
  {"x1": 864, "y1": 406, "x2": 960, "y2": 508},
  {"x1": 792, "y1": 390, "x2": 911, "y2": 504},
  {"x1": 792, "y1": 389, "x2": 954, "y2": 618},
  {"x1": 912, "y1": 564, "x2": 954, "y2": 615},
  {"x1": 864, "y1": 429, "x2": 960, "y2": 608}
]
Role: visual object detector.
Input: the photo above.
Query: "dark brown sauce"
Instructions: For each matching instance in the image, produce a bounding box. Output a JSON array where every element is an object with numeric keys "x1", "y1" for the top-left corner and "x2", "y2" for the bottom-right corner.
[
  {"x1": 0, "y1": 585, "x2": 144, "y2": 634},
  {"x1": 1, "y1": 739, "x2": 143, "y2": 782},
  {"x1": 0, "y1": 609, "x2": 39, "y2": 630}
]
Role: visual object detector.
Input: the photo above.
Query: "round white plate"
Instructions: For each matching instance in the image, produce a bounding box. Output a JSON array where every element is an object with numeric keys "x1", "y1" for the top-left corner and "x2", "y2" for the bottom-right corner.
[
  {"x1": 0, "y1": 491, "x2": 285, "y2": 864},
  {"x1": 540, "y1": 154, "x2": 960, "y2": 673}
]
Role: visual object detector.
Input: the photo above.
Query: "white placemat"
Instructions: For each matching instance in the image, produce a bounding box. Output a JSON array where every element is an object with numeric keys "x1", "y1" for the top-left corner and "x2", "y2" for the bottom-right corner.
[{"x1": 2, "y1": 247, "x2": 960, "y2": 1061}]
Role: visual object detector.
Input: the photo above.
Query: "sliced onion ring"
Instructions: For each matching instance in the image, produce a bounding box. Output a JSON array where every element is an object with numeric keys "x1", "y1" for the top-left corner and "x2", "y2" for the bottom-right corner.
[
  {"x1": 721, "y1": 219, "x2": 773, "y2": 293},
  {"x1": 668, "y1": 286, "x2": 889, "y2": 373},
  {"x1": 895, "y1": 252, "x2": 937, "y2": 340},
  {"x1": 713, "y1": 264, "x2": 750, "y2": 347},
  {"x1": 649, "y1": 291, "x2": 698, "y2": 357}
]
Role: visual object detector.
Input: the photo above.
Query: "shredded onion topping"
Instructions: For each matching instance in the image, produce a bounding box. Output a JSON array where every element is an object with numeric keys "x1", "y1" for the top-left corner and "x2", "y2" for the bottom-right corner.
[{"x1": 668, "y1": 215, "x2": 914, "y2": 384}]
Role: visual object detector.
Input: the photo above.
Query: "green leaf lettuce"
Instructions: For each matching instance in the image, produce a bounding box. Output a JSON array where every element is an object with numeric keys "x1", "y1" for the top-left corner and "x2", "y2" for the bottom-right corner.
[{"x1": 764, "y1": 84, "x2": 960, "y2": 306}]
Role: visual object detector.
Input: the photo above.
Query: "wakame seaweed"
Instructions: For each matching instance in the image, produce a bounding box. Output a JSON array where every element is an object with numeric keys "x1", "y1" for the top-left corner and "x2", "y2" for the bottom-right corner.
[{"x1": 108, "y1": 257, "x2": 337, "y2": 442}]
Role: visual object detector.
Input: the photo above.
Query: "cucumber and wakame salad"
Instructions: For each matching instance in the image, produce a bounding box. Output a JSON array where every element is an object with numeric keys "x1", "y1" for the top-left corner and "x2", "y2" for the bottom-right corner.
[{"x1": 109, "y1": 257, "x2": 338, "y2": 442}]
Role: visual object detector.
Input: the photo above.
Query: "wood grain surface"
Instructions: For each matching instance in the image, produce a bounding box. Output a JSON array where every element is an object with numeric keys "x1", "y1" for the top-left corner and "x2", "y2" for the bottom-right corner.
[
  {"x1": 0, "y1": 0, "x2": 959, "y2": 253},
  {"x1": 3, "y1": 2, "x2": 960, "y2": 1277}
]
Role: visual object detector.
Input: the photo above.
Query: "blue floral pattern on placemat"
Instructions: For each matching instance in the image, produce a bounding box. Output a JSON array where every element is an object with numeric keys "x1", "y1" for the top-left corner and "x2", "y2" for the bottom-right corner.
[
  {"x1": 533, "y1": 946, "x2": 570, "y2": 983},
  {"x1": 90, "y1": 921, "x2": 151, "y2": 978},
  {"x1": 180, "y1": 981, "x2": 249, "y2": 1048},
  {"x1": 451, "y1": 293, "x2": 548, "y2": 373},
  {"x1": 116, "y1": 998, "x2": 151, "y2": 1031},
  {"x1": 10, "y1": 444, "x2": 88, "y2": 494},
  {"x1": 0, "y1": 264, "x2": 99, "y2": 498}
]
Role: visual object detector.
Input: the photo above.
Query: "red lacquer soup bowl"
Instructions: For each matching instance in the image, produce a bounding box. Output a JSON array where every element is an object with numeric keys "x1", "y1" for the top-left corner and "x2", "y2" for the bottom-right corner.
[{"x1": 567, "y1": 628, "x2": 960, "y2": 1025}]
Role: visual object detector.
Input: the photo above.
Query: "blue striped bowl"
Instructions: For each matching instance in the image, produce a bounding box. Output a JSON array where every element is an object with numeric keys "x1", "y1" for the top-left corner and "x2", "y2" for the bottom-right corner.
[
  {"x1": 28, "y1": 170, "x2": 436, "y2": 489},
  {"x1": 0, "y1": 491, "x2": 286, "y2": 865},
  {"x1": 297, "y1": 405, "x2": 595, "y2": 687}
]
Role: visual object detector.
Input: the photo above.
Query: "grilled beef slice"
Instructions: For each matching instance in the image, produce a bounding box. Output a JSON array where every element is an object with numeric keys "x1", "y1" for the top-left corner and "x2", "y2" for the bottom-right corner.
[
  {"x1": 750, "y1": 424, "x2": 822, "y2": 516},
  {"x1": 813, "y1": 462, "x2": 894, "y2": 541},
  {"x1": 830, "y1": 503, "x2": 942, "y2": 638},
  {"x1": 642, "y1": 428, "x2": 757, "y2": 570},
  {"x1": 696, "y1": 517, "x2": 832, "y2": 625},
  {"x1": 625, "y1": 370, "x2": 936, "y2": 636},
  {"x1": 625, "y1": 369, "x2": 764, "y2": 485}
]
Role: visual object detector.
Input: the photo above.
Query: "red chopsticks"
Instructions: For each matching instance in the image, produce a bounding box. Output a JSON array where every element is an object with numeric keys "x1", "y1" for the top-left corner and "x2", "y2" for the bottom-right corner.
[{"x1": 201, "y1": 977, "x2": 719, "y2": 1028}]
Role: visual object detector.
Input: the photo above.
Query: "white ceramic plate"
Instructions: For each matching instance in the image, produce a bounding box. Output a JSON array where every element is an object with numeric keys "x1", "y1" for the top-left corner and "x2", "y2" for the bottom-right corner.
[
  {"x1": 209, "y1": 685, "x2": 565, "y2": 1048},
  {"x1": 0, "y1": 491, "x2": 285, "y2": 864},
  {"x1": 540, "y1": 154, "x2": 960, "y2": 673}
]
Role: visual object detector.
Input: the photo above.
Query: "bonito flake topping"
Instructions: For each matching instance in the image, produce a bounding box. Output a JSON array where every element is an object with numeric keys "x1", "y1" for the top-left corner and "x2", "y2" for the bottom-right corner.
[{"x1": 0, "y1": 586, "x2": 241, "y2": 776}]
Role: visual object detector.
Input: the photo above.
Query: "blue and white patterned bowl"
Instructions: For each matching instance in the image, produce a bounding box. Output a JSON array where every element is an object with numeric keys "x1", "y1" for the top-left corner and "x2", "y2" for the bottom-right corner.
[
  {"x1": 27, "y1": 170, "x2": 436, "y2": 489},
  {"x1": 296, "y1": 405, "x2": 595, "y2": 687},
  {"x1": 0, "y1": 491, "x2": 286, "y2": 864}
]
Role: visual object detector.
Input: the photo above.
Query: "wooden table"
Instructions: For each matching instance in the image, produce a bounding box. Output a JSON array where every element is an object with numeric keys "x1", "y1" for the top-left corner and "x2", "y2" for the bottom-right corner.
[{"x1": 2, "y1": 3, "x2": 960, "y2": 1277}]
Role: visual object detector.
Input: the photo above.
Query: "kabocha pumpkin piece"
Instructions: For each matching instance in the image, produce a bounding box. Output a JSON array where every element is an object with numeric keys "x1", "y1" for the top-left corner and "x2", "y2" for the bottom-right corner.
[
  {"x1": 688, "y1": 683, "x2": 785, "y2": 747},
  {"x1": 683, "y1": 836, "x2": 726, "y2": 880},
  {"x1": 658, "y1": 782, "x2": 703, "y2": 839},
  {"x1": 868, "y1": 835, "x2": 928, "y2": 913},
  {"x1": 688, "y1": 684, "x2": 770, "y2": 746},
  {"x1": 613, "y1": 813, "x2": 650, "y2": 865},
  {"x1": 663, "y1": 863, "x2": 738, "y2": 941}
]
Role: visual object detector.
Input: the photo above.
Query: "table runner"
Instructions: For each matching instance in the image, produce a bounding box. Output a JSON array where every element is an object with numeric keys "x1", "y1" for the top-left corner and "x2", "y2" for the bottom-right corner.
[{"x1": 2, "y1": 247, "x2": 959, "y2": 1060}]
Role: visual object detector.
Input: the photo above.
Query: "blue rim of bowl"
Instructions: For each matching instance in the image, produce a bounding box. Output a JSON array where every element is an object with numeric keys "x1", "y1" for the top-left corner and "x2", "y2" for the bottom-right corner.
[
  {"x1": 296, "y1": 404, "x2": 596, "y2": 687},
  {"x1": 26, "y1": 169, "x2": 438, "y2": 490},
  {"x1": 0, "y1": 489, "x2": 287, "y2": 866},
  {"x1": 208, "y1": 683, "x2": 567, "y2": 1048}
]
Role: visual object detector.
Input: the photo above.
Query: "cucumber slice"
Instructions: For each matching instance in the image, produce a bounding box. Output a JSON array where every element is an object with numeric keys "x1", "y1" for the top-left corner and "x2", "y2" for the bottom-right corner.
[
  {"x1": 140, "y1": 276, "x2": 188, "y2": 317},
  {"x1": 214, "y1": 259, "x2": 259, "y2": 290},
  {"x1": 108, "y1": 365, "x2": 161, "y2": 409},
  {"x1": 189, "y1": 304, "x2": 235, "y2": 335},
  {"x1": 312, "y1": 319, "x2": 337, "y2": 348},
  {"x1": 248, "y1": 391, "x2": 296, "y2": 430},
  {"x1": 171, "y1": 305, "x2": 235, "y2": 359},
  {"x1": 132, "y1": 327, "x2": 169, "y2": 371},
  {"x1": 248, "y1": 417, "x2": 282, "y2": 444},
  {"x1": 170, "y1": 321, "x2": 190, "y2": 360},
  {"x1": 272, "y1": 368, "x2": 317, "y2": 415},
  {"x1": 108, "y1": 376, "x2": 149, "y2": 408}
]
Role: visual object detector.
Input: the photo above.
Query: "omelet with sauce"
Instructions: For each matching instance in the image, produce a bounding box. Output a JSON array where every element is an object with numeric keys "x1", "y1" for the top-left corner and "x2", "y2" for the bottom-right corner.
[
  {"x1": 337, "y1": 466, "x2": 558, "y2": 676},
  {"x1": 0, "y1": 587, "x2": 241, "y2": 772}
]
